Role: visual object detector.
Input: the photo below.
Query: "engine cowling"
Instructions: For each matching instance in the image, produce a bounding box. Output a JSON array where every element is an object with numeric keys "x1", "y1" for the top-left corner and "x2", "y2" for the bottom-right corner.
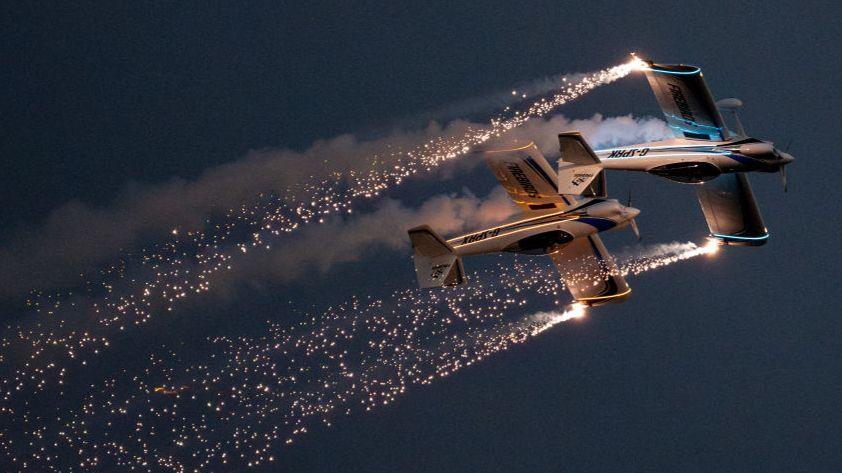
[{"x1": 738, "y1": 143, "x2": 775, "y2": 156}]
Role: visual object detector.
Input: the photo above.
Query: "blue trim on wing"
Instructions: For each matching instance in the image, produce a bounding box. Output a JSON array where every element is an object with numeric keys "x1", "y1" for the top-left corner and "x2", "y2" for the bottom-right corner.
[
  {"x1": 646, "y1": 65, "x2": 702, "y2": 76},
  {"x1": 665, "y1": 114, "x2": 723, "y2": 132},
  {"x1": 713, "y1": 233, "x2": 769, "y2": 241}
]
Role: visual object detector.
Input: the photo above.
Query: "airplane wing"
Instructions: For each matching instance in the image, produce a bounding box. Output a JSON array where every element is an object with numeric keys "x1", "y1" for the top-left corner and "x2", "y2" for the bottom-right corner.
[
  {"x1": 482, "y1": 142, "x2": 575, "y2": 213},
  {"x1": 550, "y1": 234, "x2": 630, "y2": 305},
  {"x1": 697, "y1": 173, "x2": 769, "y2": 245},
  {"x1": 642, "y1": 62, "x2": 729, "y2": 141}
]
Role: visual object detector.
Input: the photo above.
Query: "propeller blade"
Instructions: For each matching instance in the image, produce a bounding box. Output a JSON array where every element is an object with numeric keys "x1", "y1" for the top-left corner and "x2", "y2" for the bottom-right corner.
[
  {"x1": 627, "y1": 188, "x2": 632, "y2": 207},
  {"x1": 781, "y1": 166, "x2": 788, "y2": 193},
  {"x1": 630, "y1": 218, "x2": 641, "y2": 241}
]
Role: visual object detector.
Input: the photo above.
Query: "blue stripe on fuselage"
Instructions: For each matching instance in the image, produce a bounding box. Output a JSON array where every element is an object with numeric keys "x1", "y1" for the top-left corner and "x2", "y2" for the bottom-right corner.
[
  {"x1": 723, "y1": 153, "x2": 757, "y2": 165},
  {"x1": 577, "y1": 217, "x2": 616, "y2": 232}
]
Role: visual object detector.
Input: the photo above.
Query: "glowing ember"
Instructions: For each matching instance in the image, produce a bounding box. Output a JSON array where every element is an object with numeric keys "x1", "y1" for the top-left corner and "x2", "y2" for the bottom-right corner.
[
  {"x1": 0, "y1": 60, "x2": 684, "y2": 471},
  {"x1": 0, "y1": 238, "x2": 717, "y2": 470}
]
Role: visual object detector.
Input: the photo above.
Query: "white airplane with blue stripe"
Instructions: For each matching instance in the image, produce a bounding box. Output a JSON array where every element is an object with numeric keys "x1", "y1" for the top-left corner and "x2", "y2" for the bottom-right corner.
[
  {"x1": 408, "y1": 141, "x2": 639, "y2": 306},
  {"x1": 557, "y1": 59, "x2": 794, "y2": 246}
]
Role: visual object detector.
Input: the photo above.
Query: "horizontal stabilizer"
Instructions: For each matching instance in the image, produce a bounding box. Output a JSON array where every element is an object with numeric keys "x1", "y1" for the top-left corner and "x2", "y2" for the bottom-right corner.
[
  {"x1": 557, "y1": 132, "x2": 605, "y2": 197},
  {"x1": 408, "y1": 225, "x2": 466, "y2": 288}
]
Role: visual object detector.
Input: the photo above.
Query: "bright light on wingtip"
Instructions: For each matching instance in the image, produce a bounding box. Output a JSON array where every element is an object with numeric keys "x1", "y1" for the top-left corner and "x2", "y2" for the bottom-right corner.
[
  {"x1": 554, "y1": 302, "x2": 588, "y2": 323},
  {"x1": 702, "y1": 237, "x2": 722, "y2": 255},
  {"x1": 567, "y1": 302, "x2": 587, "y2": 320},
  {"x1": 627, "y1": 53, "x2": 649, "y2": 71},
  {"x1": 529, "y1": 303, "x2": 588, "y2": 335}
]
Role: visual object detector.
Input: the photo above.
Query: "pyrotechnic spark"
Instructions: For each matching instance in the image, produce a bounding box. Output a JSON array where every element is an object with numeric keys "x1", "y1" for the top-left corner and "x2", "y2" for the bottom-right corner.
[
  {"x1": 619, "y1": 239, "x2": 720, "y2": 276},
  {"x1": 627, "y1": 53, "x2": 649, "y2": 71},
  {"x1": 0, "y1": 236, "x2": 716, "y2": 471},
  {"x1": 0, "y1": 57, "x2": 669, "y2": 471},
  {"x1": 702, "y1": 237, "x2": 722, "y2": 255},
  {"x1": 2, "y1": 60, "x2": 639, "y2": 408},
  {"x1": 529, "y1": 303, "x2": 588, "y2": 335}
]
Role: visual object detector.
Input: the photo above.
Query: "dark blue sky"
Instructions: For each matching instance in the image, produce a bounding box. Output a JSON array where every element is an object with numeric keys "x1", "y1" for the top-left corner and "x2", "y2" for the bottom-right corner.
[{"x1": 1, "y1": 1, "x2": 841, "y2": 471}]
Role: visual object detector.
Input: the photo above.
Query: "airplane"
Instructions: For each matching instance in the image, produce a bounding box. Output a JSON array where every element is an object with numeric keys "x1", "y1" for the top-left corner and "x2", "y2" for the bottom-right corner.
[
  {"x1": 407, "y1": 141, "x2": 640, "y2": 306},
  {"x1": 556, "y1": 58, "x2": 794, "y2": 246}
]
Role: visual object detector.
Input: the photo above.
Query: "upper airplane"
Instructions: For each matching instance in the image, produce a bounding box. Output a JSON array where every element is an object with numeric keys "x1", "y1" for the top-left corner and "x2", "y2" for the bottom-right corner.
[
  {"x1": 407, "y1": 141, "x2": 639, "y2": 306},
  {"x1": 557, "y1": 58, "x2": 794, "y2": 246}
]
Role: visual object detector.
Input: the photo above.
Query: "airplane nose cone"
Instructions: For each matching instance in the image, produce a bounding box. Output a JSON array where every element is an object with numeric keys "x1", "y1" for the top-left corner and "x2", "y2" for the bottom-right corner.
[{"x1": 625, "y1": 207, "x2": 640, "y2": 219}]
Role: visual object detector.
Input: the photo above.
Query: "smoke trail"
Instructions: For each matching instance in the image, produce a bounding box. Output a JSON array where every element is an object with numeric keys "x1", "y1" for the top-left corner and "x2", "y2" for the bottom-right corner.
[
  {"x1": 528, "y1": 303, "x2": 589, "y2": 335},
  {"x1": 0, "y1": 236, "x2": 719, "y2": 471},
  {"x1": 85, "y1": 55, "x2": 639, "y2": 328},
  {"x1": 229, "y1": 187, "x2": 519, "y2": 283},
  {"x1": 619, "y1": 239, "x2": 720, "y2": 276},
  {"x1": 1, "y1": 65, "x2": 651, "y2": 301},
  {"x1": 0, "y1": 59, "x2": 663, "y2": 470},
  {"x1": 0, "y1": 113, "x2": 670, "y2": 301},
  {"x1": 0, "y1": 61, "x2": 643, "y2": 410},
  {"x1": 406, "y1": 71, "x2": 596, "y2": 126}
]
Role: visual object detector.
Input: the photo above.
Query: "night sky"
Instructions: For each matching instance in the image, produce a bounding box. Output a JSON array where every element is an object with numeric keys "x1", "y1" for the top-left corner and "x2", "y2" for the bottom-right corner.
[{"x1": 1, "y1": 1, "x2": 841, "y2": 471}]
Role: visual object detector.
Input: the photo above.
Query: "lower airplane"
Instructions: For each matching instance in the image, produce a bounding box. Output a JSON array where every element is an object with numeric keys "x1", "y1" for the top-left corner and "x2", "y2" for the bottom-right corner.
[
  {"x1": 556, "y1": 58, "x2": 794, "y2": 246},
  {"x1": 408, "y1": 141, "x2": 639, "y2": 306}
]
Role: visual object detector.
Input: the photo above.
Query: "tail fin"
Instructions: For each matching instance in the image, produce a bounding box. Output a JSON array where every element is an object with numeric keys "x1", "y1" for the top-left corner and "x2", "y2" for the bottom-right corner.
[
  {"x1": 557, "y1": 132, "x2": 606, "y2": 197},
  {"x1": 408, "y1": 225, "x2": 466, "y2": 288}
]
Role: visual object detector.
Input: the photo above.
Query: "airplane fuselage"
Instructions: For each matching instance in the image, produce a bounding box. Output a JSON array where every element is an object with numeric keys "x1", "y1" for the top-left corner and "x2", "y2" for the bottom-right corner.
[
  {"x1": 596, "y1": 137, "x2": 794, "y2": 184},
  {"x1": 447, "y1": 199, "x2": 637, "y2": 257}
]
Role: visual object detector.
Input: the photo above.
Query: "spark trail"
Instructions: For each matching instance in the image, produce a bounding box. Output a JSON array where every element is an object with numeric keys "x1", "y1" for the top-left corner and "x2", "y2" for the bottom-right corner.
[
  {"x1": 0, "y1": 239, "x2": 717, "y2": 471},
  {"x1": 0, "y1": 58, "x2": 654, "y2": 471},
  {"x1": 48, "y1": 59, "x2": 643, "y2": 324},
  {"x1": 3, "y1": 59, "x2": 643, "y2": 401}
]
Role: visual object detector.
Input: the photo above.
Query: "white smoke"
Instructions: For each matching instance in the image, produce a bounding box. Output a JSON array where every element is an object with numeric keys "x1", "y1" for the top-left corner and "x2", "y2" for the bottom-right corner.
[
  {"x1": 617, "y1": 241, "x2": 699, "y2": 260},
  {"x1": 618, "y1": 239, "x2": 720, "y2": 277},
  {"x1": 232, "y1": 187, "x2": 519, "y2": 283},
  {"x1": 0, "y1": 113, "x2": 669, "y2": 299},
  {"x1": 218, "y1": 113, "x2": 672, "y2": 286}
]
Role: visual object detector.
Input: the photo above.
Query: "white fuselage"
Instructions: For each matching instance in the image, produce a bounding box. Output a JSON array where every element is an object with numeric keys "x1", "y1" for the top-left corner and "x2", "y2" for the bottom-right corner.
[
  {"x1": 447, "y1": 199, "x2": 637, "y2": 257},
  {"x1": 595, "y1": 137, "x2": 793, "y2": 183}
]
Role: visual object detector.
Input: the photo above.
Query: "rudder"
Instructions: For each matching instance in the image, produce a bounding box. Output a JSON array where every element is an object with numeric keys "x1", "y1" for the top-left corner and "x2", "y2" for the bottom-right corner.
[
  {"x1": 408, "y1": 225, "x2": 466, "y2": 288},
  {"x1": 557, "y1": 132, "x2": 605, "y2": 197}
]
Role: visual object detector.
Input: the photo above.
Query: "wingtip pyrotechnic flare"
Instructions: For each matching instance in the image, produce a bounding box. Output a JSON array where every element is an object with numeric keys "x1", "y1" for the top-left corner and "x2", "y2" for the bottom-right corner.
[
  {"x1": 566, "y1": 302, "x2": 588, "y2": 320},
  {"x1": 703, "y1": 237, "x2": 722, "y2": 256},
  {"x1": 627, "y1": 52, "x2": 650, "y2": 71},
  {"x1": 529, "y1": 302, "x2": 589, "y2": 336},
  {"x1": 0, "y1": 59, "x2": 653, "y2": 470}
]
